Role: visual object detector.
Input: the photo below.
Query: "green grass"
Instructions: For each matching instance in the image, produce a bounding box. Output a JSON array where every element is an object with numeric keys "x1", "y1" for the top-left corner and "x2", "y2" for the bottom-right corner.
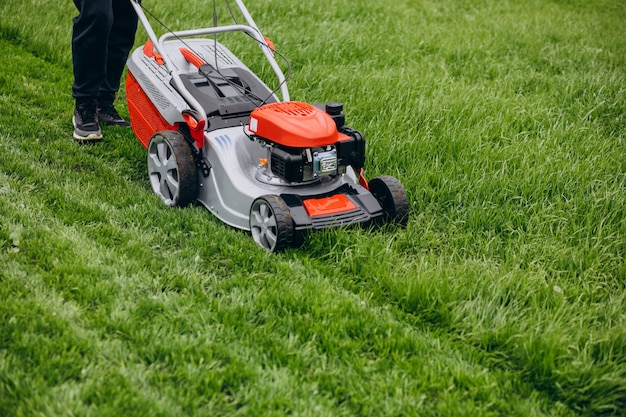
[{"x1": 1, "y1": 0, "x2": 625, "y2": 415}]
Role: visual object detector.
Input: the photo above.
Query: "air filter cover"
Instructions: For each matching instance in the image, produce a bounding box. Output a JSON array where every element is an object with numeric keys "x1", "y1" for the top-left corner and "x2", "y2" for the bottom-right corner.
[{"x1": 248, "y1": 102, "x2": 338, "y2": 147}]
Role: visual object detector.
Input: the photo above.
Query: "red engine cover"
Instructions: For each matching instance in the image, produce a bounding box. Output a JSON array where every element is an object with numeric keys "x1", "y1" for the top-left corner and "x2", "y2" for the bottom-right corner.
[{"x1": 248, "y1": 102, "x2": 338, "y2": 147}]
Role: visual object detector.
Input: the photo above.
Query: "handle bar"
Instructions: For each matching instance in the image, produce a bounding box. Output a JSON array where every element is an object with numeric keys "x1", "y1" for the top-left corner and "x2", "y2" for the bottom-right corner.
[{"x1": 129, "y1": 0, "x2": 290, "y2": 131}]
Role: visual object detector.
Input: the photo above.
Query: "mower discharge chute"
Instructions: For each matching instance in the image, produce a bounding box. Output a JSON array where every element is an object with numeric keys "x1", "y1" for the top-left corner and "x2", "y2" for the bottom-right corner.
[{"x1": 126, "y1": 0, "x2": 409, "y2": 252}]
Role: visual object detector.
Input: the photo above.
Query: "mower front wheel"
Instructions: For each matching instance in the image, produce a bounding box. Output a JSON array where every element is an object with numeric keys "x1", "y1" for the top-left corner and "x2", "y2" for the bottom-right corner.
[
  {"x1": 369, "y1": 175, "x2": 409, "y2": 226},
  {"x1": 147, "y1": 130, "x2": 198, "y2": 207},
  {"x1": 249, "y1": 195, "x2": 294, "y2": 252}
]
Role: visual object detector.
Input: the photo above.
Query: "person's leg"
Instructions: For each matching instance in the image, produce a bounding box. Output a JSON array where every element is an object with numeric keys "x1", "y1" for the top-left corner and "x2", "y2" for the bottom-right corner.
[
  {"x1": 96, "y1": 0, "x2": 138, "y2": 126},
  {"x1": 71, "y1": 0, "x2": 114, "y2": 140},
  {"x1": 72, "y1": 0, "x2": 114, "y2": 102}
]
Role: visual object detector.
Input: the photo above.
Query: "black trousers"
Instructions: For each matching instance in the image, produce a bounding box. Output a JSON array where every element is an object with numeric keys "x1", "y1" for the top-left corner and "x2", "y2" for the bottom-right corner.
[{"x1": 71, "y1": 0, "x2": 138, "y2": 105}]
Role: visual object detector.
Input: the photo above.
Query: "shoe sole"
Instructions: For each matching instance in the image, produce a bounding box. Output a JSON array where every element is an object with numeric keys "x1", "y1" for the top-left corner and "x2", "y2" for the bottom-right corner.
[{"x1": 73, "y1": 131, "x2": 103, "y2": 141}]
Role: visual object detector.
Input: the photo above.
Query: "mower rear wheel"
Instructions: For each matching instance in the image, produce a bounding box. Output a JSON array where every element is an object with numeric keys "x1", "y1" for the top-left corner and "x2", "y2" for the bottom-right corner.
[
  {"x1": 147, "y1": 130, "x2": 198, "y2": 207},
  {"x1": 369, "y1": 175, "x2": 409, "y2": 226},
  {"x1": 249, "y1": 195, "x2": 294, "y2": 252}
]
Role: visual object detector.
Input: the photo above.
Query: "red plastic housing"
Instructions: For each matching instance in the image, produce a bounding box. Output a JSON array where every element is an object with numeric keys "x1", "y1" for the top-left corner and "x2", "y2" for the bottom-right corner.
[
  {"x1": 126, "y1": 72, "x2": 178, "y2": 148},
  {"x1": 248, "y1": 102, "x2": 339, "y2": 147}
]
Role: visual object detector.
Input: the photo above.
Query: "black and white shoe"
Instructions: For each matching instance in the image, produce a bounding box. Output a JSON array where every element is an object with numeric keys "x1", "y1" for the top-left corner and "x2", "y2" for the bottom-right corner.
[
  {"x1": 97, "y1": 104, "x2": 131, "y2": 127},
  {"x1": 73, "y1": 103, "x2": 103, "y2": 141}
]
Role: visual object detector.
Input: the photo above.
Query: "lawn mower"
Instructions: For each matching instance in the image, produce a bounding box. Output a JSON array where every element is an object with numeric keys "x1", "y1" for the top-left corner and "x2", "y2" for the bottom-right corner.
[{"x1": 125, "y1": 0, "x2": 409, "y2": 252}]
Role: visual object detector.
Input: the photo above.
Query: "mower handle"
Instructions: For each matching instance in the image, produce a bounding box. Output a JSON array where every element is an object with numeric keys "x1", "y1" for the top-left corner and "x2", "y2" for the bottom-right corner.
[{"x1": 129, "y1": 0, "x2": 290, "y2": 132}]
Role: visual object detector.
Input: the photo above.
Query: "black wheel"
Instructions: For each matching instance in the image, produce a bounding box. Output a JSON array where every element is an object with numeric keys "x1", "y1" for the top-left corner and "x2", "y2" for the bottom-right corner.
[
  {"x1": 369, "y1": 175, "x2": 409, "y2": 226},
  {"x1": 147, "y1": 130, "x2": 198, "y2": 207},
  {"x1": 249, "y1": 195, "x2": 294, "y2": 252}
]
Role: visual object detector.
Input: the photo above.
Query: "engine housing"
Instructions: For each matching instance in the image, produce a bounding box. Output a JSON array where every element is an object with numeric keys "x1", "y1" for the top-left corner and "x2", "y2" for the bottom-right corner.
[{"x1": 249, "y1": 102, "x2": 366, "y2": 184}]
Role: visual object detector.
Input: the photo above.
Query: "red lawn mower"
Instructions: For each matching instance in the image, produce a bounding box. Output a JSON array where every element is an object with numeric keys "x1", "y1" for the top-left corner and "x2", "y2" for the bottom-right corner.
[{"x1": 126, "y1": 0, "x2": 409, "y2": 251}]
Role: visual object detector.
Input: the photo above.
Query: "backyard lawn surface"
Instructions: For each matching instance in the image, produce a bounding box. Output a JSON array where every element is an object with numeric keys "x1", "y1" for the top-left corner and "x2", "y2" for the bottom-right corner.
[{"x1": 0, "y1": 0, "x2": 624, "y2": 416}]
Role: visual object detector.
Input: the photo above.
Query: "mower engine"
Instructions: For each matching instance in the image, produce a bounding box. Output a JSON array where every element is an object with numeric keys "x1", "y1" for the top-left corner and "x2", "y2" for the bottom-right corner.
[{"x1": 247, "y1": 101, "x2": 366, "y2": 184}]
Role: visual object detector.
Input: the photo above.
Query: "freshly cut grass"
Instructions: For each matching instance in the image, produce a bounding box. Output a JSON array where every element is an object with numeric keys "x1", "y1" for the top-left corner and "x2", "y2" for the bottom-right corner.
[{"x1": 1, "y1": 0, "x2": 625, "y2": 416}]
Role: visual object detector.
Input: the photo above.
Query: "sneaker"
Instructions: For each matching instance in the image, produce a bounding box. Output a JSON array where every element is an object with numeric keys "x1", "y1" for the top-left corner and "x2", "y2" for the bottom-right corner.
[
  {"x1": 97, "y1": 103, "x2": 131, "y2": 126},
  {"x1": 73, "y1": 102, "x2": 103, "y2": 141}
]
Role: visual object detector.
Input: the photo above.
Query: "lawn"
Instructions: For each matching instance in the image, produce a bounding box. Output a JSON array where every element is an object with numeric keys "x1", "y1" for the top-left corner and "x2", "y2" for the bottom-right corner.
[{"x1": 0, "y1": 0, "x2": 624, "y2": 415}]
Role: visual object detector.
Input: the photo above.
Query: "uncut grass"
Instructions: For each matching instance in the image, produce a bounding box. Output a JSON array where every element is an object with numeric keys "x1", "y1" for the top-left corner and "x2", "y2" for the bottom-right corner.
[{"x1": 2, "y1": 0, "x2": 626, "y2": 415}]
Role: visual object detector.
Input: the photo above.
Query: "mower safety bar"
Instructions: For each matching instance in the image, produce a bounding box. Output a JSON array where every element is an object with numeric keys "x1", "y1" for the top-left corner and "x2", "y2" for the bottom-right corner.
[{"x1": 129, "y1": 0, "x2": 290, "y2": 131}]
